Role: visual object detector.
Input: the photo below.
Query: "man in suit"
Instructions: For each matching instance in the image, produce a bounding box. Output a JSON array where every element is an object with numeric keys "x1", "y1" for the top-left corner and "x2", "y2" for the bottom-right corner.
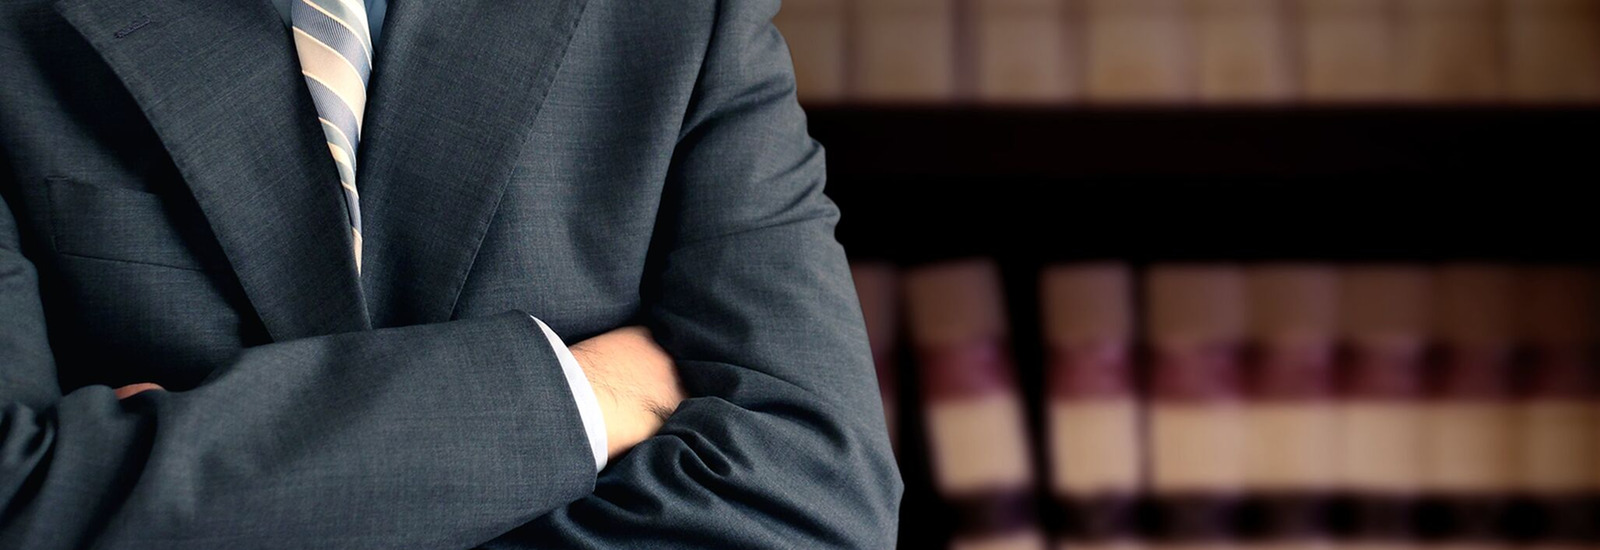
[{"x1": 0, "y1": 0, "x2": 902, "y2": 547}]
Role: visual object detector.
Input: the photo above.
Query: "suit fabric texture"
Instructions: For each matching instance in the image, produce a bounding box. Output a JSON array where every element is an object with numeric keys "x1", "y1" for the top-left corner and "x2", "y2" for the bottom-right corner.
[{"x1": 0, "y1": 0, "x2": 903, "y2": 548}]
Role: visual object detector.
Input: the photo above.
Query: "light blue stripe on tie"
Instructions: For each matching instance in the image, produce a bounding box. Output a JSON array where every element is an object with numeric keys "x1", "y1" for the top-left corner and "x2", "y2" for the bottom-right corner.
[
  {"x1": 296, "y1": 0, "x2": 372, "y2": 61},
  {"x1": 303, "y1": 75, "x2": 363, "y2": 143},
  {"x1": 293, "y1": 8, "x2": 371, "y2": 83},
  {"x1": 331, "y1": 156, "x2": 362, "y2": 229},
  {"x1": 319, "y1": 118, "x2": 358, "y2": 174}
]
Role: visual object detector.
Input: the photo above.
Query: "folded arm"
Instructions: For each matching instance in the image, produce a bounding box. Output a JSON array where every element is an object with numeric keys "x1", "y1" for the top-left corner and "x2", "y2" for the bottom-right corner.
[
  {"x1": 0, "y1": 191, "x2": 596, "y2": 549},
  {"x1": 484, "y1": 1, "x2": 903, "y2": 547}
]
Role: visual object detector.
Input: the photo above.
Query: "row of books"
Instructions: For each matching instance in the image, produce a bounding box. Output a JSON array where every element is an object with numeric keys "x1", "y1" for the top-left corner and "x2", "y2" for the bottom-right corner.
[
  {"x1": 776, "y1": 0, "x2": 1600, "y2": 104},
  {"x1": 852, "y1": 260, "x2": 1598, "y2": 549}
]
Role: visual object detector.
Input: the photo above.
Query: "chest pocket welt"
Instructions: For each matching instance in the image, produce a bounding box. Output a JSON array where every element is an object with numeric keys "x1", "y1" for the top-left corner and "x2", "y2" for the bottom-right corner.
[{"x1": 46, "y1": 177, "x2": 219, "y2": 271}]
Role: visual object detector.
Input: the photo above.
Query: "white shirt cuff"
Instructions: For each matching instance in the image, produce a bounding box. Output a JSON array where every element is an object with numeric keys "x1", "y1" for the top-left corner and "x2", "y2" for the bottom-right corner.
[{"x1": 531, "y1": 316, "x2": 608, "y2": 471}]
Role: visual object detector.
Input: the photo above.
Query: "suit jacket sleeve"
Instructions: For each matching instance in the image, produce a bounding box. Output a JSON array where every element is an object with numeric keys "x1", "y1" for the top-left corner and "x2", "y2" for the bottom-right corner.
[
  {"x1": 0, "y1": 184, "x2": 597, "y2": 546},
  {"x1": 484, "y1": 1, "x2": 903, "y2": 548}
]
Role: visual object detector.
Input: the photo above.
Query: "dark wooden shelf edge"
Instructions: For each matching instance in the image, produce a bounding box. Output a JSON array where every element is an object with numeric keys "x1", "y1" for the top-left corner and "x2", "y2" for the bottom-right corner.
[
  {"x1": 807, "y1": 106, "x2": 1600, "y2": 263},
  {"x1": 805, "y1": 105, "x2": 1600, "y2": 180}
]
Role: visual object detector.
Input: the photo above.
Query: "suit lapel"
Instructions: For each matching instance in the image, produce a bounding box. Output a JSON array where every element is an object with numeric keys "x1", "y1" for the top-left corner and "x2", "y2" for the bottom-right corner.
[
  {"x1": 54, "y1": 0, "x2": 370, "y2": 341},
  {"x1": 357, "y1": 0, "x2": 590, "y2": 327}
]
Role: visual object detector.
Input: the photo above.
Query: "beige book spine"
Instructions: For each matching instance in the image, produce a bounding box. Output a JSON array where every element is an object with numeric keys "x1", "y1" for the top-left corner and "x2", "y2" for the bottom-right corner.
[
  {"x1": 1396, "y1": 0, "x2": 1505, "y2": 101},
  {"x1": 1085, "y1": 0, "x2": 1195, "y2": 101},
  {"x1": 1145, "y1": 265, "x2": 1248, "y2": 492},
  {"x1": 1193, "y1": 0, "x2": 1297, "y2": 101},
  {"x1": 1422, "y1": 265, "x2": 1516, "y2": 494},
  {"x1": 773, "y1": 0, "x2": 850, "y2": 103},
  {"x1": 852, "y1": 0, "x2": 959, "y2": 102},
  {"x1": 1240, "y1": 265, "x2": 1339, "y2": 492},
  {"x1": 1041, "y1": 264, "x2": 1140, "y2": 494},
  {"x1": 1514, "y1": 268, "x2": 1599, "y2": 493},
  {"x1": 906, "y1": 259, "x2": 1044, "y2": 549},
  {"x1": 1298, "y1": 0, "x2": 1398, "y2": 101},
  {"x1": 1506, "y1": 0, "x2": 1600, "y2": 102},
  {"x1": 973, "y1": 0, "x2": 1081, "y2": 103},
  {"x1": 1336, "y1": 266, "x2": 1431, "y2": 493}
]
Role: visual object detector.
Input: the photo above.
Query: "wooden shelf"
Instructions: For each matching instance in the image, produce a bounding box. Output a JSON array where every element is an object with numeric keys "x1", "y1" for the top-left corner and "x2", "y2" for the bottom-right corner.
[
  {"x1": 807, "y1": 105, "x2": 1600, "y2": 179},
  {"x1": 808, "y1": 106, "x2": 1600, "y2": 263}
]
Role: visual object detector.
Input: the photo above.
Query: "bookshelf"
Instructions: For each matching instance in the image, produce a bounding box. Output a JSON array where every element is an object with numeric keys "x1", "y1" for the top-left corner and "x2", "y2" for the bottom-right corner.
[{"x1": 811, "y1": 105, "x2": 1600, "y2": 550}]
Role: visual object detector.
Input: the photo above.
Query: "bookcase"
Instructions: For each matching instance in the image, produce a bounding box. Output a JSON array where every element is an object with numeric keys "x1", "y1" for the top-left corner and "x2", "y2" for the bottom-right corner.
[
  {"x1": 778, "y1": 1, "x2": 1600, "y2": 548},
  {"x1": 811, "y1": 105, "x2": 1599, "y2": 550}
]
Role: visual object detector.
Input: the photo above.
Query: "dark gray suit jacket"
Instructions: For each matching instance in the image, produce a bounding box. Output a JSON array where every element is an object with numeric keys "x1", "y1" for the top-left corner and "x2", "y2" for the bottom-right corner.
[{"x1": 0, "y1": 0, "x2": 902, "y2": 547}]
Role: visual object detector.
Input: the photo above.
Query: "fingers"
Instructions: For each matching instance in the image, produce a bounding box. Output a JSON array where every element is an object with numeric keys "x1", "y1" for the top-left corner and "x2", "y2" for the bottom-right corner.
[{"x1": 114, "y1": 383, "x2": 164, "y2": 400}]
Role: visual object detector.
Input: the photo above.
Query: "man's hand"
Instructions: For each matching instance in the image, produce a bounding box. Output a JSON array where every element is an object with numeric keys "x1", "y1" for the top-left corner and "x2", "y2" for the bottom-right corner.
[{"x1": 568, "y1": 326, "x2": 684, "y2": 461}]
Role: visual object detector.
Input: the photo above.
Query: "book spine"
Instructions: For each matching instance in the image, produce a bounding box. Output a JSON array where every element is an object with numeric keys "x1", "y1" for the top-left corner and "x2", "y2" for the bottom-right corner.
[
  {"x1": 1041, "y1": 264, "x2": 1142, "y2": 550},
  {"x1": 1145, "y1": 265, "x2": 1248, "y2": 548},
  {"x1": 972, "y1": 0, "x2": 1081, "y2": 103},
  {"x1": 906, "y1": 259, "x2": 1046, "y2": 550},
  {"x1": 1241, "y1": 265, "x2": 1339, "y2": 550},
  {"x1": 772, "y1": 0, "x2": 850, "y2": 104},
  {"x1": 1085, "y1": 0, "x2": 1196, "y2": 101},
  {"x1": 1423, "y1": 265, "x2": 1516, "y2": 549},
  {"x1": 1505, "y1": 0, "x2": 1600, "y2": 102},
  {"x1": 1513, "y1": 268, "x2": 1598, "y2": 547},
  {"x1": 852, "y1": 262, "x2": 902, "y2": 452},
  {"x1": 1336, "y1": 266, "x2": 1431, "y2": 550},
  {"x1": 1395, "y1": 0, "x2": 1505, "y2": 102},
  {"x1": 1193, "y1": 0, "x2": 1298, "y2": 102},
  {"x1": 1298, "y1": 0, "x2": 1399, "y2": 101},
  {"x1": 852, "y1": 0, "x2": 960, "y2": 103}
]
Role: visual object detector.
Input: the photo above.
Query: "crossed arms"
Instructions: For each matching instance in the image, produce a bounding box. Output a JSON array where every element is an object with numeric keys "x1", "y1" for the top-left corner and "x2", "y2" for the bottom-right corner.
[{"x1": 0, "y1": 1, "x2": 901, "y2": 547}]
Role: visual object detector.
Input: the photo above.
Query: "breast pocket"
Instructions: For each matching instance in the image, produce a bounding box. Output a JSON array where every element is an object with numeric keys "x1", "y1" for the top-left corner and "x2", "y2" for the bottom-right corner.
[{"x1": 46, "y1": 177, "x2": 220, "y2": 271}]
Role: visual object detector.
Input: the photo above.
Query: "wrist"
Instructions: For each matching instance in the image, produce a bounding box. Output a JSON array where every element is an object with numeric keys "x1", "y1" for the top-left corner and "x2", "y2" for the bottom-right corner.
[
  {"x1": 571, "y1": 343, "x2": 626, "y2": 460},
  {"x1": 532, "y1": 315, "x2": 609, "y2": 471}
]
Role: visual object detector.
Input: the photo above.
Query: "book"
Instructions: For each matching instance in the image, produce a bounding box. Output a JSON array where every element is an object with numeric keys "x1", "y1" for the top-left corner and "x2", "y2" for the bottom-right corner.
[
  {"x1": 1193, "y1": 0, "x2": 1296, "y2": 101},
  {"x1": 972, "y1": 0, "x2": 1081, "y2": 103},
  {"x1": 773, "y1": 0, "x2": 850, "y2": 103},
  {"x1": 1298, "y1": 0, "x2": 1399, "y2": 101},
  {"x1": 1084, "y1": 0, "x2": 1195, "y2": 101},
  {"x1": 1144, "y1": 265, "x2": 1247, "y2": 545},
  {"x1": 1423, "y1": 265, "x2": 1516, "y2": 546},
  {"x1": 851, "y1": 262, "x2": 902, "y2": 452},
  {"x1": 852, "y1": 0, "x2": 959, "y2": 103},
  {"x1": 1040, "y1": 264, "x2": 1142, "y2": 550},
  {"x1": 1395, "y1": 0, "x2": 1504, "y2": 101},
  {"x1": 1505, "y1": 0, "x2": 1600, "y2": 102},
  {"x1": 1242, "y1": 265, "x2": 1339, "y2": 547},
  {"x1": 905, "y1": 259, "x2": 1046, "y2": 550},
  {"x1": 1512, "y1": 268, "x2": 1597, "y2": 545},
  {"x1": 1336, "y1": 266, "x2": 1431, "y2": 548}
]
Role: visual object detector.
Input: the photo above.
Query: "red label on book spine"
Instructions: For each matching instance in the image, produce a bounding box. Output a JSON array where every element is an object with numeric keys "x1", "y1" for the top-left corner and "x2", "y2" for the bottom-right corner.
[
  {"x1": 1340, "y1": 344, "x2": 1425, "y2": 399},
  {"x1": 1152, "y1": 343, "x2": 1242, "y2": 401},
  {"x1": 1519, "y1": 346, "x2": 1594, "y2": 399},
  {"x1": 1428, "y1": 346, "x2": 1513, "y2": 399},
  {"x1": 1047, "y1": 341, "x2": 1135, "y2": 399},
  {"x1": 919, "y1": 341, "x2": 1017, "y2": 400},
  {"x1": 1248, "y1": 342, "x2": 1336, "y2": 400}
]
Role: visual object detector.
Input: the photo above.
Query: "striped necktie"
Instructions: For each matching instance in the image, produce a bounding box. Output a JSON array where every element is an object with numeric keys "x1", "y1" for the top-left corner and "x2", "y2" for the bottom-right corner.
[{"x1": 291, "y1": 0, "x2": 372, "y2": 272}]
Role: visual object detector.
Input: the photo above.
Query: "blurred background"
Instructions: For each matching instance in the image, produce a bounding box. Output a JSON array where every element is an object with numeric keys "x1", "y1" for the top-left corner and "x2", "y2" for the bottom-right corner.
[{"x1": 771, "y1": 1, "x2": 1600, "y2": 549}]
